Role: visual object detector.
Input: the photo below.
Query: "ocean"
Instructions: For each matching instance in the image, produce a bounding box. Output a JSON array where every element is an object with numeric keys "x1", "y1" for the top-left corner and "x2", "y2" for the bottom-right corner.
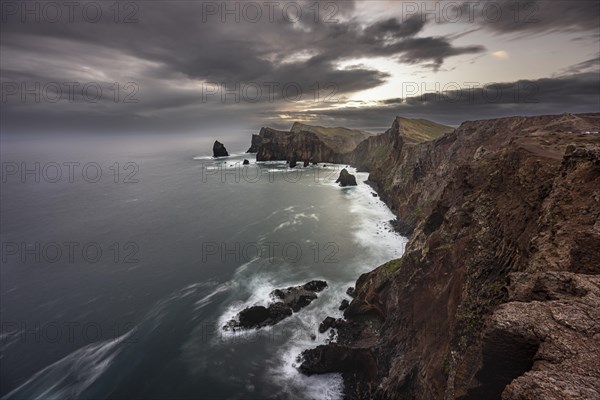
[{"x1": 0, "y1": 133, "x2": 406, "y2": 400}]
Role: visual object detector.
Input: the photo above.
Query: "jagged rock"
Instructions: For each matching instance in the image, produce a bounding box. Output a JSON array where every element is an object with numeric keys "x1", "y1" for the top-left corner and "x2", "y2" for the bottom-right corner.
[
  {"x1": 298, "y1": 345, "x2": 376, "y2": 377},
  {"x1": 346, "y1": 287, "x2": 356, "y2": 298},
  {"x1": 225, "y1": 280, "x2": 327, "y2": 330},
  {"x1": 319, "y1": 316, "x2": 336, "y2": 333},
  {"x1": 339, "y1": 299, "x2": 350, "y2": 311},
  {"x1": 238, "y1": 306, "x2": 269, "y2": 328},
  {"x1": 303, "y1": 280, "x2": 328, "y2": 292},
  {"x1": 272, "y1": 280, "x2": 327, "y2": 312},
  {"x1": 336, "y1": 168, "x2": 357, "y2": 186},
  {"x1": 243, "y1": 159, "x2": 250, "y2": 165},
  {"x1": 246, "y1": 134, "x2": 262, "y2": 153},
  {"x1": 213, "y1": 140, "x2": 229, "y2": 157},
  {"x1": 252, "y1": 124, "x2": 375, "y2": 162}
]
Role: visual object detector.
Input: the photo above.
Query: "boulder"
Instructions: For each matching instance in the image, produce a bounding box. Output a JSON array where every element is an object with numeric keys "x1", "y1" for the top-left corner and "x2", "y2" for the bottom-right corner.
[
  {"x1": 224, "y1": 280, "x2": 328, "y2": 330},
  {"x1": 243, "y1": 159, "x2": 250, "y2": 165},
  {"x1": 319, "y1": 316, "x2": 336, "y2": 333},
  {"x1": 298, "y1": 345, "x2": 376, "y2": 377},
  {"x1": 339, "y1": 299, "x2": 350, "y2": 311},
  {"x1": 346, "y1": 287, "x2": 356, "y2": 298},
  {"x1": 238, "y1": 306, "x2": 269, "y2": 328},
  {"x1": 303, "y1": 160, "x2": 310, "y2": 167},
  {"x1": 303, "y1": 280, "x2": 328, "y2": 292},
  {"x1": 289, "y1": 158, "x2": 297, "y2": 168},
  {"x1": 213, "y1": 140, "x2": 229, "y2": 157},
  {"x1": 336, "y1": 168, "x2": 357, "y2": 186}
]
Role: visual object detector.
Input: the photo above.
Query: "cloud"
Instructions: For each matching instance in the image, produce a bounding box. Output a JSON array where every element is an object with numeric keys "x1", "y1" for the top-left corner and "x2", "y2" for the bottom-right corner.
[
  {"x1": 269, "y1": 71, "x2": 600, "y2": 128},
  {"x1": 465, "y1": 0, "x2": 600, "y2": 36},
  {"x1": 492, "y1": 50, "x2": 509, "y2": 59}
]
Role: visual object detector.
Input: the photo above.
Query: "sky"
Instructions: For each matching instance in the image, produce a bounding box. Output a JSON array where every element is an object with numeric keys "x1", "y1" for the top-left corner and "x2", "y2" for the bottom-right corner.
[{"x1": 1, "y1": 0, "x2": 599, "y2": 134}]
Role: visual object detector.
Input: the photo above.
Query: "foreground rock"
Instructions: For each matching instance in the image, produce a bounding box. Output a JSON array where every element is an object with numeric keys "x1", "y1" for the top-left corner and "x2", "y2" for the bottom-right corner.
[
  {"x1": 224, "y1": 280, "x2": 327, "y2": 330},
  {"x1": 336, "y1": 168, "x2": 357, "y2": 186},
  {"x1": 297, "y1": 113, "x2": 600, "y2": 399},
  {"x1": 212, "y1": 140, "x2": 229, "y2": 157}
]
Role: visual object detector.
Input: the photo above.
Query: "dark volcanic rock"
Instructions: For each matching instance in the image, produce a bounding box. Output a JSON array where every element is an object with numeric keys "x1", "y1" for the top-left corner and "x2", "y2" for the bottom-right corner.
[
  {"x1": 213, "y1": 140, "x2": 229, "y2": 157},
  {"x1": 339, "y1": 299, "x2": 350, "y2": 311},
  {"x1": 299, "y1": 345, "x2": 376, "y2": 377},
  {"x1": 243, "y1": 159, "x2": 250, "y2": 165},
  {"x1": 303, "y1": 280, "x2": 328, "y2": 291},
  {"x1": 246, "y1": 134, "x2": 262, "y2": 153},
  {"x1": 272, "y1": 280, "x2": 327, "y2": 312},
  {"x1": 225, "y1": 280, "x2": 327, "y2": 330},
  {"x1": 319, "y1": 316, "x2": 336, "y2": 333},
  {"x1": 336, "y1": 168, "x2": 357, "y2": 186},
  {"x1": 238, "y1": 306, "x2": 269, "y2": 328}
]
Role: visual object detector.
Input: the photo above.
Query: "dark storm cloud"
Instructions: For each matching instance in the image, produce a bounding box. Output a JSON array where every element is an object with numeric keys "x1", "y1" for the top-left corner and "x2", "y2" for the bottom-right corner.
[
  {"x1": 463, "y1": 0, "x2": 600, "y2": 35},
  {"x1": 273, "y1": 71, "x2": 600, "y2": 128},
  {"x1": 0, "y1": 0, "x2": 597, "y2": 134}
]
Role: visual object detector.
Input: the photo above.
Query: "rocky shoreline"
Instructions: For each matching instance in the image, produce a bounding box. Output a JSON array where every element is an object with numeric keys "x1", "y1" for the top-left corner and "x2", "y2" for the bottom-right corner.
[{"x1": 249, "y1": 113, "x2": 600, "y2": 399}]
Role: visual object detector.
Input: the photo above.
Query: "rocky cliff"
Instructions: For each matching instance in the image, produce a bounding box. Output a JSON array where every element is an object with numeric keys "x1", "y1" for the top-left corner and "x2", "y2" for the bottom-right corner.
[
  {"x1": 251, "y1": 118, "x2": 452, "y2": 169},
  {"x1": 252, "y1": 123, "x2": 378, "y2": 163},
  {"x1": 297, "y1": 113, "x2": 600, "y2": 399}
]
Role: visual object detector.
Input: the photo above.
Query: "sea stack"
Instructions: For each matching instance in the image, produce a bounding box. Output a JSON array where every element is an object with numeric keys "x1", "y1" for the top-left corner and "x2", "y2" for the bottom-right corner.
[
  {"x1": 213, "y1": 140, "x2": 229, "y2": 157},
  {"x1": 336, "y1": 168, "x2": 357, "y2": 186}
]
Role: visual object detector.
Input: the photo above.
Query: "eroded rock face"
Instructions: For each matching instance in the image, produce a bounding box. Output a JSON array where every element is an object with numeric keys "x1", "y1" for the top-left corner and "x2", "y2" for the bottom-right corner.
[
  {"x1": 297, "y1": 113, "x2": 600, "y2": 400},
  {"x1": 213, "y1": 140, "x2": 229, "y2": 157},
  {"x1": 246, "y1": 134, "x2": 262, "y2": 153},
  {"x1": 224, "y1": 280, "x2": 327, "y2": 330},
  {"x1": 336, "y1": 168, "x2": 357, "y2": 186}
]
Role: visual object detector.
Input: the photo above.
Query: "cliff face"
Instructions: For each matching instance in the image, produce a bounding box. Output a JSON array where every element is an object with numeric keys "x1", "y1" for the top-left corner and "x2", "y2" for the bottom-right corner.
[
  {"x1": 298, "y1": 113, "x2": 600, "y2": 399},
  {"x1": 252, "y1": 118, "x2": 452, "y2": 167},
  {"x1": 254, "y1": 126, "x2": 341, "y2": 163}
]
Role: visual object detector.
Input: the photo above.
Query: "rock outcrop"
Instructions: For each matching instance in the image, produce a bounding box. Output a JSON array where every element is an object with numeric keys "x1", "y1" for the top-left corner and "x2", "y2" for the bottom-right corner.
[
  {"x1": 336, "y1": 168, "x2": 357, "y2": 186},
  {"x1": 251, "y1": 124, "x2": 377, "y2": 163},
  {"x1": 246, "y1": 134, "x2": 261, "y2": 153},
  {"x1": 296, "y1": 113, "x2": 600, "y2": 399},
  {"x1": 223, "y1": 280, "x2": 327, "y2": 330},
  {"x1": 212, "y1": 140, "x2": 229, "y2": 157}
]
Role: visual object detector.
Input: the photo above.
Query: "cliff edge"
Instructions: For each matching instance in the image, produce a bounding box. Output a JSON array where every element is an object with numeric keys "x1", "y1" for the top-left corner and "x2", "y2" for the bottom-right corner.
[{"x1": 298, "y1": 113, "x2": 600, "y2": 399}]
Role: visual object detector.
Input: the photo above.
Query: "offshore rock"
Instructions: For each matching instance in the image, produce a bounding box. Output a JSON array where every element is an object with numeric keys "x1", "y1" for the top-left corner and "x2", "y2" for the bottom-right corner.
[
  {"x1": 336, "y1": 168, "x2": 357, "y2": 186},
  {"x1": 212, "y1": 140, "x2": 229, "y2": 157}
]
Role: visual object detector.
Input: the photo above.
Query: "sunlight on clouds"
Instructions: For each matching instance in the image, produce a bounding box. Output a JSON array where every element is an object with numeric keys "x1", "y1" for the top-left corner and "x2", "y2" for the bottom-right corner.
[{"x1": 492, "y1": 51, "x2": 510, "y2": 60}]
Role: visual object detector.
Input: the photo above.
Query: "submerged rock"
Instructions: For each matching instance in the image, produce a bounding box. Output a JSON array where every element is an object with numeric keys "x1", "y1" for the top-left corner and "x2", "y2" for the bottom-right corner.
[
  {"x1": 213, "y1": 140, "x2": 229, "y2": 157},
  {"x1": 336, "y1": 168, "x2": 357, "y2": 186}
]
